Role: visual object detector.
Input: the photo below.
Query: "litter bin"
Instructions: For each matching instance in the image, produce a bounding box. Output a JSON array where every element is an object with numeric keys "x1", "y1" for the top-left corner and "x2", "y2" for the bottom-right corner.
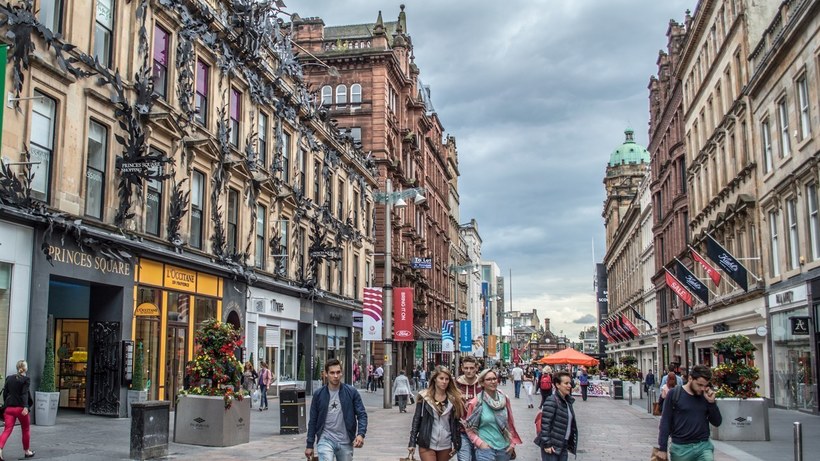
[
  {"x1": 130, "y1": 400, "x2": 170, "y2": 460},
  {"x1": 280, "y1": 389, "x2": 306, "y2": 434},
  {"x1": 611, "y1": 379, "x2": 624, "y2": 400}
]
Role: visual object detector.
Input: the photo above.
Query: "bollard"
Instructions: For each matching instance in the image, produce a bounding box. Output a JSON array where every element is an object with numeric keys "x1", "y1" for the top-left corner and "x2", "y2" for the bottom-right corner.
[
  {"x1": 647, "y1": 388, "x2": 653, "y2": 413},
  {"x1": 628, "y1": 386, "x2": 633, "y2": 405},
  {"x1": 794, "y1": 422, "x2": 803, "y2": 461}
]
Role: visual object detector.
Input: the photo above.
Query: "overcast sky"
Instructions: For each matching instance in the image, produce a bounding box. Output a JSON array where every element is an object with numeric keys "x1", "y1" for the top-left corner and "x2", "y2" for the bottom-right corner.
[{"x1": 290, "y1": 0, "x2": 692, "y2": 341}]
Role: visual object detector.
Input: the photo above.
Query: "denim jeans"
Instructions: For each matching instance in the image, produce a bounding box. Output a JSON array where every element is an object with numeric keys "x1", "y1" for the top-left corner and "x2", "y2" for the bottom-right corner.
[
  {"x1": 259, "y1": 385, "x2": 269, "y2": 409},
  {"x1": 316, "y1": 436, "x2": 354, "y2": 461},
  {"x1": 475, "y1": 447, "x2": 511, "y2": 461},
  {"x1": 514, "y1": 380, "x2": 522, "y2": 398},
  {"x1": 457, "y1": 432, "x2": 475, "y2": 461}
]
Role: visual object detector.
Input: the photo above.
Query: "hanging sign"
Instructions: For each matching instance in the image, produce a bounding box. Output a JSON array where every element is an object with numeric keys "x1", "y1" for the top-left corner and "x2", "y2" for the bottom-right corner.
[
  {"x1": 442, "y1": 320, "x2": 455, "y2": 352},
  {"x1": 410, "y1": 257, "x2": 432, "y2": 269},
  {"x1": 393, "y1": 287, "x2": 414, "y2": 341},
  {"x1": 134, "y1": 302, "x2": 160, "y2": 317},
  {"x1": 460, "y1": 320, "x2": 472, "y2": 352},
  {"x1": 791, "y1": 316, "x2": 811, "y2": 336}
]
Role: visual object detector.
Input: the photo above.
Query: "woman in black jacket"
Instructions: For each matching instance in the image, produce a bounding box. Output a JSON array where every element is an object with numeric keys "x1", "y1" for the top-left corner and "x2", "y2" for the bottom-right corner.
[
  {"x1": 408, "y1": 366, "x2": 464, "y2": 461},
  {"x1": 0, "y1": 360, "x2": 36, "y2": 460},
  {"x1": 538, "y1": 370, "x2": 578, "y2": 461}
]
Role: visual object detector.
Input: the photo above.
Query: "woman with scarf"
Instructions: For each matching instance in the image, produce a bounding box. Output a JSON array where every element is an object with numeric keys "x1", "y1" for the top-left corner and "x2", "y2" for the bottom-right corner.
[
  {"x1": 464, "y1": 369, "x2": 522, "y2": 461},
  {"x1": 407, "y1": 366, "x2": 464, "y2": 461}
]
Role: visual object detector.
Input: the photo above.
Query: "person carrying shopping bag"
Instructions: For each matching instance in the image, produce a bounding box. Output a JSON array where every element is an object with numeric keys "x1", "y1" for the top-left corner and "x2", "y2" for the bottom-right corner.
[
  {"x1": 393, "y1": 370, "x2": 413, "y2": 413},
  {"x1": 463, "y1": 369, "x2": 522, "y2": 461},
  {"x1": 407, "y1": 366, "x2": 464, "y2": 461}
]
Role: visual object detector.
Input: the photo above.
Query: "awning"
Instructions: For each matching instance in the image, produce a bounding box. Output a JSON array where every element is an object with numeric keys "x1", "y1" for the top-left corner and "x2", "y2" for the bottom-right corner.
[{"x1": 414, "y1": 325, "x2": 441, "y2": 341}]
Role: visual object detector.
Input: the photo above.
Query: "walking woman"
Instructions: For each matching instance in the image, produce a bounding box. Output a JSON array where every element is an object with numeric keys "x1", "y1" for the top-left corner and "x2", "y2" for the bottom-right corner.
[
  {"x1": 408, "y1": 366, "x2": 464, "y2": 461},
  {"x1": 258, "y1": 361, "x2": 272, "y2": 411},
  {"x1": 0, "y1": 360, "x2": 35, "y2": 460},
  {"x1": 658, "y1": 371, "x2": 677, "y2": 410},
  {"x1": 522, "y1": 368, "x2": 535, "y2": 408},
  {"x1": 242, "y1": 362, "x2": 257, "y2": 408},
  {"x1": 393, "y1": 370, "x2": 413, "y2": 412},
  {"x1": 464, "y1": 369, "x2": 522, "y2": 461},
  {"x1": 538, "y1": 371, "x2": 578, "y2": 461}
]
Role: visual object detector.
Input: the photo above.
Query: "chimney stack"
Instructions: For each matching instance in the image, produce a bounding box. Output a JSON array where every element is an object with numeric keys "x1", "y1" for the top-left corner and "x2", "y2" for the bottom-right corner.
[{"x1": 544, "y1": 318, "x2": 550, "y2": 333}]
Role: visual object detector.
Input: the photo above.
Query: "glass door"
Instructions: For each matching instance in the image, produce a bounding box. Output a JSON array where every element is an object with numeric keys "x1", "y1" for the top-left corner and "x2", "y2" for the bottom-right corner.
[{"x1": 164, "y1": 323, "x2": 188, "y2": 407}]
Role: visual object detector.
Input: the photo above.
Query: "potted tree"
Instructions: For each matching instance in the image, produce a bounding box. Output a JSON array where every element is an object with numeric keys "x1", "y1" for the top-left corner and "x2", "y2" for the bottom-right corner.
[
  {"x1": 311, "y1": 356, "x2": 323, "y2": 392},
  {"x1": 174, "y1": 319, "x2": 250, "y2": 446},
  {"x1": 127, "y1": 342, "x2": 148, "y2": 417},
  {"x1": 710, "y1": 334, "x2": 769, "y2": 441},
  {"x1": 35, "y1": 337, "x2": 59, "y2": 426}
]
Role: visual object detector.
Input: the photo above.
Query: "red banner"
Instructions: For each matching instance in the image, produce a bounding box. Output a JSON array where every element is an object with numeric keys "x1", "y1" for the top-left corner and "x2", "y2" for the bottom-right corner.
[
  {"x1": 665, "y1": 270, "x2": 693, "y2": 306},
  {"x1": 393, "y1": 287, "x2": 414, "y2": 341},
  {"x1": 691, "y1": 247, "x2": 722, "y2": 286},
  {"x1": 621, "y1": 314, "x2": 641, "y2": 337},
  {"x1": 600, "y1": 323, "x2": 613, "y2": 342}
]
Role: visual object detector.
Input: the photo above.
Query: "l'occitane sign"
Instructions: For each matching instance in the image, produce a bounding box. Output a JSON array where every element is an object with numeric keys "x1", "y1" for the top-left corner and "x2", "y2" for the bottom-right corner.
[
  {"x1": 164, "y1": 265, "x2": 197, "y2": 292},
  {"x1": 135, "y1": 302, "x2": 160, "y2": 317}
]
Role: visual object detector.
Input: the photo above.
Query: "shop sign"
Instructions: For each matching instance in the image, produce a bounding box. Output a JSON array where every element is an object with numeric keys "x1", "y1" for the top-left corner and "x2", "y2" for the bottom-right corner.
[
  {"x1": 410, "y1": 257, "x2": 431, "y2": 269},
  {"x1": 47, "y1": 245, "x2": 132, "y2": 277},
  {"x1": 164, "y1": 265, "x2": 197, "y2": 292},
  {"x1": 134, "y1": 302, "x2": 160, "y2": 317},
  {"x1": 768, "y1": 285, "x2": 807, "y2": 307},
  {"x1": 791, "y1": 316, "x2": 811, "y2": 335}
]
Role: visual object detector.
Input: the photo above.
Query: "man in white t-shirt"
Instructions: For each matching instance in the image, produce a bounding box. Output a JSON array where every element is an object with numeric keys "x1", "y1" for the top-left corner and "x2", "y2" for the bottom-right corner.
[
  {"x1": 511, "y1": 364, "x2": 524, "y2": 398},
  {"x1": 375, "y1": 365, "x2": 384, "y2": 389}
]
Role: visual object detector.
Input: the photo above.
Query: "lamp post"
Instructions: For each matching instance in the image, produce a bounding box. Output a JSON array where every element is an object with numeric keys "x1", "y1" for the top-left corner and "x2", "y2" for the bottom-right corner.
[
  {"x1": 449, "y1": 264, "x2": 479, "y2": 373},
  {"x1": 374, "y1": 178, "x2": 425, "y2": 409}
]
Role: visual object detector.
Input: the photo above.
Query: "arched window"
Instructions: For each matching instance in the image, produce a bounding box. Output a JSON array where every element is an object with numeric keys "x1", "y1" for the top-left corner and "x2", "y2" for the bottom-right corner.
[
  {"x1": 321, "y1": 85, "x2": 332, "y2": 106},
  {"x1": 350, "y1": 83, "x2": 362, "y2": 108},
  {"x1": 336, "y1": 85, "x2": 347, "y2": 106}
]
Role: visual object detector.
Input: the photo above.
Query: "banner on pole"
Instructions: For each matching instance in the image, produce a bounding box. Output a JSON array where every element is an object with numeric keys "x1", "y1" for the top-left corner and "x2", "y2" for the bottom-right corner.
[
  {"x1": 705, "y1": 234, "x2": 749, "y2": 291},
  {"x1": 501, "y1": 342, "x2": 510, "y2": 361},
  {"x1": 488, "y1": 335, "x2": 497, "y2": 356},
  {"x1": 362, "y1": 287, "x2": 383, "y2": 341},
  {"x1": 459, "y1": 320, "x2": 472, "y2": 352},
  {"x1": 665, "y1": 270, "x2": 694, "y2": 306},
  {"x1": 393, "y1": 287, "x2": 414, "y2": 341},
  {"x1": 442, "y1": 320, "x2": 455, "y2": 352},
  {"x1": 676, "y1": 260, "x2": 709, "y2": 305}
]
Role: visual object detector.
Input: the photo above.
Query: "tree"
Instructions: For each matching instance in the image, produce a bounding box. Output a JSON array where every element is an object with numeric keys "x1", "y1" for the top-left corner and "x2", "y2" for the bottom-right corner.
[
  {"x1": 131, "y1": 341, "x2": 146, "y2": 391},
  {"x1": 39, "y1": 337, "x2": 56, "y2": 392}
]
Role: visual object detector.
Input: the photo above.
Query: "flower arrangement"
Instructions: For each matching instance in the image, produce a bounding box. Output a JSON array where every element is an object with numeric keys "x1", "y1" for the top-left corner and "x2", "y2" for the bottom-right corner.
[
  {"x1": 178, "y1": 319, "x2": 246, "y2": 408},
  {"x1": 712, "y1": 334, "x2": 760, "y2": 398}
]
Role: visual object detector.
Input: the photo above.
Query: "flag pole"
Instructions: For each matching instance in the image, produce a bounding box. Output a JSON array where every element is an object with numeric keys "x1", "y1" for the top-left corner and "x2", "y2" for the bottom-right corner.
[{"x1": 704, "y1": 232, "x2": 763, "y2": 282}]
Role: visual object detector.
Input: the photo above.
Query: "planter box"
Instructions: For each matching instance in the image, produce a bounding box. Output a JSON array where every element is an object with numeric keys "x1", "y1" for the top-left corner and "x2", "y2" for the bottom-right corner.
[
  {"x1": 711, "y1": 398, "x2": 770, "y2": 441},
  {"x1": 173, "y1": 395, "x2": 251, "y2": 447},
  {"x1": 34, "y1": 391, "x2": 59, "y2": 426},
  {"x1": 622, "y1": 381, "x2": 642, "y2": 399},
  {"x1": 127, "y1": 390, "x2": 148, "y2": 418}
]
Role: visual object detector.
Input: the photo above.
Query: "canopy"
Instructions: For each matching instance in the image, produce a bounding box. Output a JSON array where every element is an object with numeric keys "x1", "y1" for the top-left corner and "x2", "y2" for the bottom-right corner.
[{"x1": 537, "y1": 348, "x2": 599, "y2": 367}]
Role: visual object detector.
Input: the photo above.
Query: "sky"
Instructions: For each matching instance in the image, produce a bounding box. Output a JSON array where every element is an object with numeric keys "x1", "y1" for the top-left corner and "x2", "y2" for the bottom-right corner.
[{"x1": 290, "y1": 0, "x2": 693, "y2": 341}]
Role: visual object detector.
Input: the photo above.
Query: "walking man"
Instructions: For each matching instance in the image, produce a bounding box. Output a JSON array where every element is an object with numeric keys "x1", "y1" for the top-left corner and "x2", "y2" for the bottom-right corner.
[
  {"x1": 645, "y1": 369, "x2": 656, "y2": 394},
  {"x1": 455, "y1": 356, "x2": 481, "y2": 461},
  {"x1": 578, "y1": 368, "x2": 589, "y2": 402},
  {"x1": 375, "y1": 364, "x2": 384, "y2": 389},
  {"x1": 656, "y1": 364, "x2": 722, "y2": 461},
  {"x1": 305, "y1": 359, "x2": 368, "y2": 461},
  {"x1": 511, "y1": 363, "x2": 524, "y2": 398}
]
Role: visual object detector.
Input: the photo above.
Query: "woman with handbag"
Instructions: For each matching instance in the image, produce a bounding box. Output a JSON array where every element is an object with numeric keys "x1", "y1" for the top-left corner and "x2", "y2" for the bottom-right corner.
[
  {"x1": 463, "y1": 369, "x2": 522, "y2": 461},
  {"x1": 393, "y1": 370, "x2": 413, "y2": 413},
  {"x1": 0, "y1": 360, "x2": 36, "y2": 460},
  {"x1": 407, "y1": 366, "x2": 464, "y2": 461}
]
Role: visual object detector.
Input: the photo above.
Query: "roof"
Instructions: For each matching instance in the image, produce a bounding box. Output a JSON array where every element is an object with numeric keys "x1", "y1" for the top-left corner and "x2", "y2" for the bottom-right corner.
[
  {"x1": 608, "y1": 128, "x2": 650, "y2": 167},
  {"x1": 324, "y1": 21, "x2": 399, "y2": 41}
]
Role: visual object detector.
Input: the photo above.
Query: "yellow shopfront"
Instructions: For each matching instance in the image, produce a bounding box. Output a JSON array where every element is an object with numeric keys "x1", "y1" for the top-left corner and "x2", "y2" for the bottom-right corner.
[{"x1": 132, "y1": 259, "x2": 222, "y2": 406}]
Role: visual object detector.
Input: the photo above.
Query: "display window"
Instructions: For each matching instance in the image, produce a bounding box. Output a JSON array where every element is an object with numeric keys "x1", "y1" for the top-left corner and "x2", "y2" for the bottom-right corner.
[{"x1": 772, "y1": 307, "x2": 815, "y2": 410}]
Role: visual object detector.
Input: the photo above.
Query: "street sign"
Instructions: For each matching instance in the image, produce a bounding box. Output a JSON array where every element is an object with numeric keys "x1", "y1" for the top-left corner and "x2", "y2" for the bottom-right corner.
[{"x1": 410, "y1": 257, "x2": 432, "y2": 269}]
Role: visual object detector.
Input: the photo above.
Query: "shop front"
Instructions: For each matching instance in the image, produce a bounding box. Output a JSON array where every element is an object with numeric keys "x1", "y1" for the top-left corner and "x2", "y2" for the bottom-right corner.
[
  {"x1": 29, "y1": 232, "x2": 135, "y2": 417},
  {"x1": 245, "y1": 286, "x2": 300, "y2": 397},
  {"x1": 133, "y1": 258, "x2": 222, "y2": 408},
  {"x1": 0, "y1": 220, "x2": 33, "y2": 377},
  {"x1": 299, "y1": 299, "x2": 354, "y2": 393}
]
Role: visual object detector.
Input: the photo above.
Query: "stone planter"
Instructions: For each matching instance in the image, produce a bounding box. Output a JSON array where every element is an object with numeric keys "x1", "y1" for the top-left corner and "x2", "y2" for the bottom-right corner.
[
  {"x1": 34, "y1": 391, "x2": 59, "y2": 426},
  {"x1": 710, "y1": 398, "x2": 770, "y2": 441},
  {"x1": 622, "y1": 380, "x2": 642, "y2": 399},
  {"x1": 173, "y1": 394, "x2": 251, "y2": 447},
  {"x1": 127, "y1": 390, "x2": 148, "y2": 418}
]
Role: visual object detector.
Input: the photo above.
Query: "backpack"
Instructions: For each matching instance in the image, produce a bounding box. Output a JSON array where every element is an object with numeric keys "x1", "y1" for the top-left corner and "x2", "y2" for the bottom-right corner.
[{"x1": 539, "y1": 373, "x2": 552, "y2": 391}]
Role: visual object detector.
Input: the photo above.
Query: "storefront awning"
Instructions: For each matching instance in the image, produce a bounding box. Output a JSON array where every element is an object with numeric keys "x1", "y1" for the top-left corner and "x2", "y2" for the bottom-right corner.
[{"x1": 414, "y1": 325, "x2": 441, "y2": 341}]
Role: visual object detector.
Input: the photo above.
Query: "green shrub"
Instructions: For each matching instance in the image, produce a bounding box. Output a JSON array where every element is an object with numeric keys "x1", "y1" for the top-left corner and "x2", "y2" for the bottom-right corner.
[
  {"x1": 39, "y1": 337, "x2": 56, "y2": 392},
  {"x1": 131, "y1": 342, "x2": 146, "y2": 391}
]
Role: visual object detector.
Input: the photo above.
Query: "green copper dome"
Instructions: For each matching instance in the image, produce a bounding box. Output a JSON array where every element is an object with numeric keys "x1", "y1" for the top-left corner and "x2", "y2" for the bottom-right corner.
[{"x1": 608, "y1": 128, "x2": 649, "y2": 167}]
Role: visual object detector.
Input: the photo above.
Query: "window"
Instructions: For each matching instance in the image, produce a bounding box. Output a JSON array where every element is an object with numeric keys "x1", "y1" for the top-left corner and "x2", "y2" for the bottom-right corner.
[
  {"x1": 337, "y1": 178, "x2": 344, "y2": 219},
  {"x1": 145, "y1": 149, "x2": 164, "y2": 236},
  {"x1": 298, "y1": 149, "x2": 306, "y2": 189},
  {"x1": 337, "y1": 251, "x2": 343, "y2": 294},
  {"x1": 353, "y1": 254, "x2": 359, "y2": 298},
  {"x1": 230, "y1": 88, "x2": 241, "y2": 147},
  {"x1": 258, "y1": 112, "x2": 268, "y2": 168},
  {"x1": 277, "y1": 219, "x2": 289, "y2": 275},
  {"x1": 321, "y1": 86, "x2": 332, "y2": 106},
  {"x1": 335, "y1": 85, "x2": 347, "y2": 106},
  {"x1": 769, "y1": 210, "x2": 780, "y2": 277},
  {"x1": 350, "y1": 84, "x2": 362, "y2": 108},
  {"x1": 797, "y1": 76, "x2": 811, "y2": 140},
  {"x1": 787, "y1": 198, "x2": 800, "y2": 270},
  {"x1": 297, "y1": 227, "x2": 306, "y2": 275},
  {"x1": 762, "y1": 119, "x2": 773, "y2": 173},
  {"x1": 85, "y1": 120, "x2": 107, "y2": 219},
  {"x1": 350, "y1": 127, "x2": 362, "y2": 145},
  {"x1": 282, "y1": 132, "x2": 291, "y2": 182},
  {"x1": 227, "y1": 189, "x2": 239, "y2": 254},
  {"x1": 353, "y1": 191, "x2": 359, "y2": 227},
  {"x1": 152, "y1": 25, "x2": 170, "y2": 99},
  {"x1": 39, "y1": 0, "x2": 63, "y2": 33},
  {"x1": 809, "y1": 184, "x2": 820, "y2": 261},
  {"x1": 190, "y1": 170, "x2": 204, "y2": 249},
  {"x1": 30, "y1": 92, "x2": 56, "y2": 202},
  {"x1": 326, "y1": 174, "x2": 334, "y2": 209},
  {"x1": 195, "y1": 59, "x2": 209, "y2": 125},
  {"x1": 366, "y1": 201, "x2": 372, "y2": 237},
  {"x1": 255, "y1": 205, "x2": 266, "y2": 269},
  {"x1": 94, "y1": 0, "x2": 115, "y2": 68},
  {"x1": 777, "y1": 98, "x2": 791, "y2": 157},
  {"x1": 313, "y1": 160, "x2": 321, "y2": 203}
]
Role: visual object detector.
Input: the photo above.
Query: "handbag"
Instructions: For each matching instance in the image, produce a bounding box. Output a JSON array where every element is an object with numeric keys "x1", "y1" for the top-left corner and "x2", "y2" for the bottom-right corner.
[{"x1": 652, "y1": 402, "x2": 662, "y2": 416}]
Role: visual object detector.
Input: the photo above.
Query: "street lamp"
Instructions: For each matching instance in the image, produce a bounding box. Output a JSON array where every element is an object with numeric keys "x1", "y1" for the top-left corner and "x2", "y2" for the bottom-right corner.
[
  {"x1": 448, "y1": 264, "x2": 479, "y2": 372},
  {"x1": 373, "y1": 178, "x2": 426, "y2": 409}
]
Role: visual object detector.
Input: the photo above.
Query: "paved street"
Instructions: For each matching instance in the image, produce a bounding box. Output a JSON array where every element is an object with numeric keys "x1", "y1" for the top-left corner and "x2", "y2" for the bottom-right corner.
[{"x1": 0, "y1": 382, "x2": 816, "y2": 460}]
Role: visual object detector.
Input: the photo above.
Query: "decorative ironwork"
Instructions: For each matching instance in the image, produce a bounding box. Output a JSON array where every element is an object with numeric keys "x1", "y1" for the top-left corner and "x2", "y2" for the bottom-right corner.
[
  {"x1": 168, "y1": 178, "x2": 190, "y2": 250},
  {"x1": 89, "y1": 321, "x2": 121, "y2": 416}
]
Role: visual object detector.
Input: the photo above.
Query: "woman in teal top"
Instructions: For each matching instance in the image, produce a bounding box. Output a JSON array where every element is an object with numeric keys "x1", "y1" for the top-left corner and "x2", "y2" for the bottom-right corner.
[{"x1": 464, "y1": 369, "x2": 522, "y2": 461}]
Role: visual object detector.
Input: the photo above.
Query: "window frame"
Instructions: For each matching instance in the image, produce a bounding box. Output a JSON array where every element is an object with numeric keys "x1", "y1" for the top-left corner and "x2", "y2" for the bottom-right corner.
[
  {"x1": 227, "y1": 188, "x2": 239, "y2": 254},
  {"x1": 797, "y1": 75, "x2": 811, "y2": 141},
  {"x1": 808, "y1": 184, "x2": 820, "y2": 261},
  {"x1": 258, "y1": 112, "x2": 268, "y2": 168},
  {"x1": 313, "y1": 159, "x2": 321, "y2": 203},
  {"x1": 84, "y1": 119, "x2": 108, "y2": 219},
  {"x1": 335, "y1": 85, "x2": 347, "y2": 106},
  {"x1": 229, "y1": 87, "x2": 241, "y2": 147},
  {"x1": 277, "y1": 218, "x2": 289, "y2": 276},
  {"x1": 769, "y1": 209, "x2": 781, "y2": 277},
  {"x1": 282, "y1": 131, "x2": 291, "y2": 183},
  {"x1": 350, "y1": 83, "x2": 362, "y2": 108},
  {"x1": 321, "y1": 86, "x2": 332, "y2": 106},
  {"x1": 787, "y1": 198, "x2": 800, "y2": 270},
  {"x1": 190, "y1": 170, "x2": 205, "y2": 249},
  {"x1": 94, "y1": 0, "x2": 115, "y2": 68},
  {"x1": 152, "y1": 24, "x2": 170, "y2": 99},
  {"x1": 144, "y1": 148, "x2": 165, "y2": 237},
  {"x1": 762, "y1": 118, "x2": 773, "y2": 173},
  {"x1": 777, "y1": 96, "x2": 791, "y2": 158},
  {"x1": 29, "y1": 91, "x2": 57, "y2": 203},
  {"x1": 39, "y1": 0, "x2": 64, "y2": 34},
  {"x1": 255, "y1": 204, "x2": 266, "y2": 270},
  {"x1": 195, "y1": 59, "x2": 210, "y2": 126}
]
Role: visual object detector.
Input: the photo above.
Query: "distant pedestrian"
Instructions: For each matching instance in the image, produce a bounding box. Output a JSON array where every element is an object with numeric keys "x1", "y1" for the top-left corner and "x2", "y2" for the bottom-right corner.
[
  {"x1": 393, "y1": 370, "x2": 413, "y2": 413},
  {"x1": 305, "y1": 359, "x2": 368, "y2": 461},
  {"x1": 658, "y1": 371, "x2": 677, "y2": 410},
  {"x1": 538, "y1": 370, "x2": 578, "y2": 461},
  {"x1": 523, "y1": 369, "x2": 536, "y2": 408},
  {"x1": 368, "y1": 364, "x2": 376, "y2": 392},
  {"x1": 656, "y1": 365, "x2": 722, "y2": 461},
  {"x1": 660, "y1": 369, "x2": 683, "y2": 388},
  {"x1": 464, "y1": 369, "x2": 522, "y2": 461},
  {"x1": 419, "y1": 368, "x2": 428, "y2": 389},
  {"x1": 538, "y1": 366, "x2": 554, "y2": 407},
  {"x1": 0, "y1": 360, "x2": 36, "y2": 460},
  {"x1": 510, "y1": 364, "x2": 524, "y2": 398},
  {"x1": 578, "y1": 368, "x2": 590, "y2": 401},
  {"x1": 408, "y1": 366, "x2": 465, "y2": 461},
  {"x1": 258, "y1": 361, "x2": 272, "y2": 411},
  {"x1": 376, "y1": 365, "x2": 384, "y2": 389},
  {"x1": 645, "y1": 369, "x2": 656, "y2": 394}
]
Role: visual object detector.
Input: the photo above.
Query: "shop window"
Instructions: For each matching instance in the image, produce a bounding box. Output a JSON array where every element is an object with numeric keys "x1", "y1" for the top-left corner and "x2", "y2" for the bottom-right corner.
[
  {"x1": 94, "y1": 0, "x2": 115, "y2": 68},
  {"x1": 772, "y1": 307, "x2": 814, "y2": 409},
  {"x1": 152, "y1": 25, "x2": 170, "y2": 99},
  {"x1": 56, "y1": 319, "x2": 89, "y2": 409},
  {"x1": 85, "y1": 120, "x2": 108, "y2": 219},
  {"x1": 190, "y1": 170, "x2": 204, "y2": 249},
  {"x1": 135, "y1": 286, "x2": 161, "y2": 400},
  {"x1": 39, "y1": 0, "x2": 63, "y2": 33},
  {"x1": 0, "y1": 263, "x2": 10, "y2": 384},
  {"x1": 194, "y1": 297, "x2": 217, "y2": 332},
  {"x1": 280, "y1": 329, "x2": 296, "y2": 381},
  {"x1": 30, "y1": 91, "x2": 56, "y2": 202}
]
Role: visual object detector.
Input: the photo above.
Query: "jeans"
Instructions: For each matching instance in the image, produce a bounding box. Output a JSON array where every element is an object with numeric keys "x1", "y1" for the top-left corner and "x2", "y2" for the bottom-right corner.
[
  {"x1": 475, "y1": 447, "x2": 510, "y2": 461},
  {"x1": 669, "y1": 440, "x2": 715, "y2": 461},
  {"x1": 514, "y1": 380, "x2": 522, "y2": 398},
  {"x1": 457, "y1": 432, "x2": 475, "y2": 461},
  {"x1": 397, "y1": 394, "x2": 408, "y2": 412},
  {"x1": 259, "y1": 385, "x2": 269, "y2": 409},
  {"x1": 316, "y1": 436, "x2": 354, "y2": 461}
]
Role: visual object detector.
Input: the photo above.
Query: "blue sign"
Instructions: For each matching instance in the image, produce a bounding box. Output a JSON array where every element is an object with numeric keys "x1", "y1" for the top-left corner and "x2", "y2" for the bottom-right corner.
[
  {"x1": 410, "y1": 257, "x2": 432, "y2": 269},
  {"x1": 459, "y1": 320, "x2": 472, "y2": 352},
  {"x1": 482, "y1": 281, "x2": 489, "y2": 336}
]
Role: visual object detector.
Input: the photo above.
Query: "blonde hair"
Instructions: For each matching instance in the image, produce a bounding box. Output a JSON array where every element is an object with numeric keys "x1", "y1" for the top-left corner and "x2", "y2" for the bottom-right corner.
[
  {"x1": 16, "y1": 360, "x2": 27, "y2": 374},
  {"x1": 427, "y1": 366, "x2": 465, "y2": 419}
]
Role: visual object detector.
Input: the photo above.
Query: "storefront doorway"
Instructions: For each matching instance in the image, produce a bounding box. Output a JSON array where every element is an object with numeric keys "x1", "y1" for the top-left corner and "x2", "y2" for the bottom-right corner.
[{"x1": 164, "y1": 323, "x2": 187, "y2": 406}]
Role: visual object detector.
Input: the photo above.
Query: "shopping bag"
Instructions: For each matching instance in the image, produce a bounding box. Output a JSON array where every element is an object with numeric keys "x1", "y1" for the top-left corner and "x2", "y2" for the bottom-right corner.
[
  {"x1": 652, "y1": 402, "x2": 662, "y2": 416},
  {"x1": 251, "y1": 389, "x2": 261, "y2": 406}
]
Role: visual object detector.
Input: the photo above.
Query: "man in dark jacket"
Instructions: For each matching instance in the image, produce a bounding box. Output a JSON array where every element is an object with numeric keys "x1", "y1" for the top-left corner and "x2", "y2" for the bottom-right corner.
[
  {"x1": 538, "y1": 371, "x2": 578, "y2": 461},
  {"x1": 644, "y1": 369, "x2": 656, "y2": 394},
  {"x1": 305, "y1": 359, "x2": 368, "y2": 460}
]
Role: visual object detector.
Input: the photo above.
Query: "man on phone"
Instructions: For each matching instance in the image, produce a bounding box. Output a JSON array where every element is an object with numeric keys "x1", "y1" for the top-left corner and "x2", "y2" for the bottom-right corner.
[{"x1": 656, "y1": 364, "x2": 722, "y2": 460}]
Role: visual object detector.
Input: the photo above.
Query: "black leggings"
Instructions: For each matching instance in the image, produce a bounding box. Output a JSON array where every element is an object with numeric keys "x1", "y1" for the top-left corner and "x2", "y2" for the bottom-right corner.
[{"x1": 540, "y1": 388, "x2": 552, "y2": 407}]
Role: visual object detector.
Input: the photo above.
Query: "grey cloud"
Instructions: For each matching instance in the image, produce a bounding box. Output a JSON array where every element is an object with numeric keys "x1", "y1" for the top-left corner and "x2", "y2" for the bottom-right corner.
[{"x1": 573, "y1": 314, "x2": 598, "y2": 324}]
